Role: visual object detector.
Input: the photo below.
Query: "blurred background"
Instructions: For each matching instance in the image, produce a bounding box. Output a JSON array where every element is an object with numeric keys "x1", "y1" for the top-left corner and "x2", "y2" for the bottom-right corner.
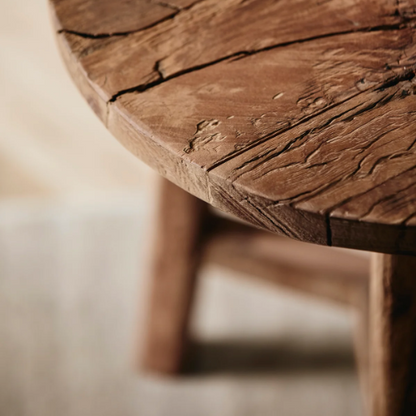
[{"x1": 0, "y1": 1, "x2": 362, "y2": 415}]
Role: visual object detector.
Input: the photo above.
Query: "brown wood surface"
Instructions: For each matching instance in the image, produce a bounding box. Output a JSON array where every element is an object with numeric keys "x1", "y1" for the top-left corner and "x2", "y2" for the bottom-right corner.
[
  {"x1": 50, "y1": 0, "x2": 416, "y2": 254},
  {"x1": 142, "y1": 178, "x2": 209, "y2": 374},
  {"x1": 370, "y1": 253, "x2": 416, "y2": 416}
]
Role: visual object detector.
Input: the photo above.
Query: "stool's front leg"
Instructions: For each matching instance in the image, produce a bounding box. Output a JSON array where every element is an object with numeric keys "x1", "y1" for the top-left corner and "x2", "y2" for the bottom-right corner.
[
  {"x1": 141, "y1": 178, "x2": 209, "y2": 374},
  {"x1": 370, "y1": 253, "x2": 416, "y2": 416}
]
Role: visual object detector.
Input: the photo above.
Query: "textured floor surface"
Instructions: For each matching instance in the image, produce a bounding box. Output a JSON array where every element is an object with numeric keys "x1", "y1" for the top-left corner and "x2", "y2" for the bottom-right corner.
[{"x1": 0, "y1": 1, "x2": 362, "y2": 415}]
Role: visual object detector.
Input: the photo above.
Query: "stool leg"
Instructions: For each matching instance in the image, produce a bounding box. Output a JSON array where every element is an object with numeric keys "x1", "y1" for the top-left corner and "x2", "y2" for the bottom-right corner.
[
  {"x1": 353, "y1": 282, "x2": 370, "y2": 414},
  {"x1": 369, "y1": 253, "x2": 416, "y2": 416},
  {"x1": 141, "y1": 178, "x2": 209, "y2": 374}
]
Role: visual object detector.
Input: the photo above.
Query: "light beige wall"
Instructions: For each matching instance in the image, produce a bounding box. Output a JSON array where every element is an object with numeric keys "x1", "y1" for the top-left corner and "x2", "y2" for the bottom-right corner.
[{"x1": 0, "y1": 0, "x2": 155, "y2": 202}]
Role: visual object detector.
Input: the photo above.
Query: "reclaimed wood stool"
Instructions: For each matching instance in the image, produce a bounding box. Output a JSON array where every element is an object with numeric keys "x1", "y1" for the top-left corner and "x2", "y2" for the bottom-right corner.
[{"x1": 49, "y1": 0, "x2": 416, "y2": 414}]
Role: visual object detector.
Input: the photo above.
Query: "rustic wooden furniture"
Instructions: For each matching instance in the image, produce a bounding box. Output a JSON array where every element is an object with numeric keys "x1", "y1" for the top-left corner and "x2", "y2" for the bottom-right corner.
[{"x1": 49, "y1": 0, "x2": 416, "y2": 414}]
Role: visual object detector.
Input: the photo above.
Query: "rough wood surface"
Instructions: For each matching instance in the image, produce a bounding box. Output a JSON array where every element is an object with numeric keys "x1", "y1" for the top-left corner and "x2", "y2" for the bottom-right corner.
[
  {"x1": 50, "y1": 0, "x2": 416, "y2": 254},
  {"x1": 370, "y1": 253, "x2": 416, "y2": 416}
]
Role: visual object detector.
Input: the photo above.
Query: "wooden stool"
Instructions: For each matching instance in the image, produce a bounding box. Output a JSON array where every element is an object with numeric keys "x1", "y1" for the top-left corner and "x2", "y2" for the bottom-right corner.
[
  {"x1": 49, "y1": 0, "x2": 416, "y2": 414},
  {"x1": 143, "y1": 178, "x2": 370, "y2": 376}
]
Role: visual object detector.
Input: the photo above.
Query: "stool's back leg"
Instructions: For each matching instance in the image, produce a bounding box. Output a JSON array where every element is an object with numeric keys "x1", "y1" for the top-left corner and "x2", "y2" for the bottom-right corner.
[
  {"x1": 141, "y1": 178, "x2": 209, "y2": 374},
  {"x1": 370, "y1": 253, "x2": 416, "y2": 416}
]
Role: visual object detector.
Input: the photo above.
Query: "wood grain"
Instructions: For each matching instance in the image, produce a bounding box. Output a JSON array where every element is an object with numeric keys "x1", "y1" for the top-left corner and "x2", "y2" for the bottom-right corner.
[
  {"x1": 49, "y1": 0, "x2": 416, "y2": 254},
  {"x1": 370, "y1": 253, "x2": 416, "y2": 416}
]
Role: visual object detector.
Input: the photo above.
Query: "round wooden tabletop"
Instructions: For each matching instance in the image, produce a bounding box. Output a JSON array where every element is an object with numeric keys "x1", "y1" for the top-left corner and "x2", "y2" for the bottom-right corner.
[{"x1": 49, "y1": 0, "x2": 416, "y2": 255}]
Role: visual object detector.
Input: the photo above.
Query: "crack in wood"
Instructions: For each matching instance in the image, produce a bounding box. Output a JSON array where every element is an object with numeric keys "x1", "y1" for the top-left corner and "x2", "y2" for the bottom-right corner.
[
  {"x1": 57, "y1": 0, "x2": 206, "y2": 39},
  {"x1": 403, "y1": 212, "x2": 416, "y2": 225},
  {"x1": 206, "y1": 95, "x2": 369, "y2": 173},
  {"x1": 377, "y1": 66, "x2": 416, "y2": 91},
  {"x1": 258, "y1": 127, "x2": 416, "y2": 212},
  {"x1": 214, "y1": 70, "x2": 416, "y2": 181},
  {"x1": 105, "y1": 22, "x2": 416, "y2": 104},
  {"x1": 58, "y1": 12, "x2": 178, "y2": 39},
  {"x1": 229, "y1": 102, "x2": 368, "y2": 181},
  {"x1": 358, "y1": 180, "x2": 416, "y2": 221},
  {"x1": 281, "y1": 153, "x2": 416, "y2": 211},
  {"x1": 326, "y1": 164, "x2": 416, "y2": 217},
  {"x1": 244, "y1": 97, "x2": 403, "y2": 183},
  {"x1": 216, "y1": 93, "x2": 391, "y2": 178}
]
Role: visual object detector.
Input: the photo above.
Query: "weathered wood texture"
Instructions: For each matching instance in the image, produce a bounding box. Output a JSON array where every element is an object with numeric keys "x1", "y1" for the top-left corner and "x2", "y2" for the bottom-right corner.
[
  {"x1": 142, "y1": 178, "x2": 209, "y2": 374},
  {"x1": 370, "y1": 254, "x2": 416, "y2": 416},
  {"x1": 50, "y1": 0, "x2": 416, "y2": 254}
]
